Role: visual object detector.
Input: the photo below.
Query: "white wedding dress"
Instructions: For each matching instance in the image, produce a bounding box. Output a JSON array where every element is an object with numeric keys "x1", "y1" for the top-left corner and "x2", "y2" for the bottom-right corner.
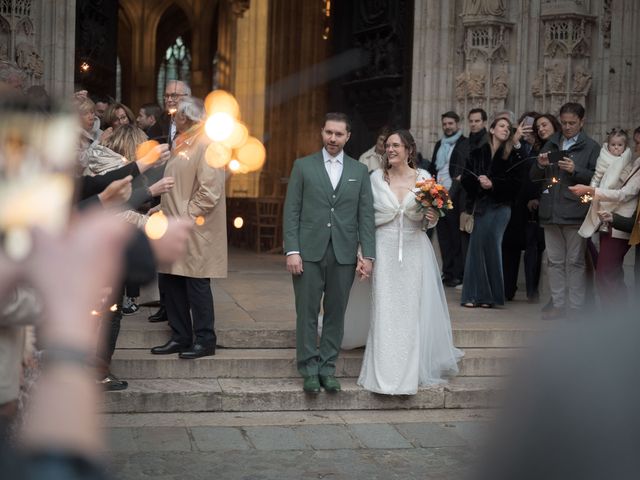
[{"x1": 351, "y1": 169, "x2": 463, "y2": 395}]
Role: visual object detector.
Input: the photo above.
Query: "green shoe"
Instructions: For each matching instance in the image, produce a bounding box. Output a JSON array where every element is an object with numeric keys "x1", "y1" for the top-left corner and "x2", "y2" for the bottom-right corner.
[
  {"x1": 303, "y1": 375, "x2": 321, "y2": 393},
  {"x1": 319, "y1": 375, "x2": 341, "y2": 393}
]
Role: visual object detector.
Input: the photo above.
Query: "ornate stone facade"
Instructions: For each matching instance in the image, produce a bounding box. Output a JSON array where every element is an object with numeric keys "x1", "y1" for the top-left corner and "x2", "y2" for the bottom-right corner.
[
  {"x1": 412, "y1": 0, "x2": 640, "y2": 156},
  {"x1": 0, "y1": 0, "x2": 44, "y2": 86}
]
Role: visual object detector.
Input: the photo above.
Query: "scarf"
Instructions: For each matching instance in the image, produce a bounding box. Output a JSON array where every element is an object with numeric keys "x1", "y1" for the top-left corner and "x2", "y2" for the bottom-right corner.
[{"x1": 435, "y1": 130, "x2": 462, "y2": 171}]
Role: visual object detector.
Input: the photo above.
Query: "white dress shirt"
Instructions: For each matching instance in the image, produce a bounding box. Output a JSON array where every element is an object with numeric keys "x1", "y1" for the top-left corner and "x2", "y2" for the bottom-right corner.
[{"x1": 323, "y1": 148, "x2": 344, "y2": 190}]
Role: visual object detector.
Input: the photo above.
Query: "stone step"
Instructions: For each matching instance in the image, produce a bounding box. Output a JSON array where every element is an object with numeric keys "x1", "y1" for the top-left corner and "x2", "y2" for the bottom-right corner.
[
  {"x1": 111, "y1": 348, "x2": 518, "y2": 379},
  {"x1": 103, "y1": 377, "x2": 502, "y2": 413},
  {"x1": 119, "y1": 317, "x2": 539, "y2": 350}
]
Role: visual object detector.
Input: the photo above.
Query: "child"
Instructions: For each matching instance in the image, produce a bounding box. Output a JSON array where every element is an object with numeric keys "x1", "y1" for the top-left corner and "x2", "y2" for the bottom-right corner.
[{"x1": 578, "y1": 128, "x2": 633, "y2": 239}]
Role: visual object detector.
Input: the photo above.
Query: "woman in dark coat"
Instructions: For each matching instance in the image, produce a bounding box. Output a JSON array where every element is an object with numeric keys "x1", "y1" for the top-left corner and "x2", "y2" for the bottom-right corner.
[{"x1": 460, "y1": 117, "x2": 523, "y2": 307}]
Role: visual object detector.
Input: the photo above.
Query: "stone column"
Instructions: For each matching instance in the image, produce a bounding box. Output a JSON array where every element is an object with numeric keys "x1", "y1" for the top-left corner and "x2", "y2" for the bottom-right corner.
[
  {"x1": 227, "y1": 0, "x2": 268, "y2": 198},
  {"x1": 410, "y1": 0, "x2": 459, "y2": 157}
]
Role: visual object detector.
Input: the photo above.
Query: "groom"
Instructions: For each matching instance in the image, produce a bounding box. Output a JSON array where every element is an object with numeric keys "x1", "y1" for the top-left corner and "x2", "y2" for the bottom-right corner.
[{"x1": 283, "y1": 112, "x2": 376, "y2": 393}]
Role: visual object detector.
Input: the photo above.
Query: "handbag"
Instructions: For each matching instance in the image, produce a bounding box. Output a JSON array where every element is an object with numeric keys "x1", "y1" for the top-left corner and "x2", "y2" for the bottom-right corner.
[{"x1": 459, "y1": 210, "x2": 474, "y2": 234}]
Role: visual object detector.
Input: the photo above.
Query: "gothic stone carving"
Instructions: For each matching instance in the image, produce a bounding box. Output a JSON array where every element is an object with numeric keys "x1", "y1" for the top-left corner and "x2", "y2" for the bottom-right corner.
[
  {"x1": 601, "y1": 0, "x2": 612, "y2": 49},
  {"x1": 15, "y1": 42, "x2": 42, "y2": 77},
  {"x1": 462, "y1": 0, "x2": 506, "y2": 17}
]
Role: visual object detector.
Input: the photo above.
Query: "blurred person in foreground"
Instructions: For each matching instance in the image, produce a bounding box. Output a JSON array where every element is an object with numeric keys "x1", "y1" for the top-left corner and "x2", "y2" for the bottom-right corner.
[{"x1": 477, "y1": 304, "x2": 640, "y2": 480}]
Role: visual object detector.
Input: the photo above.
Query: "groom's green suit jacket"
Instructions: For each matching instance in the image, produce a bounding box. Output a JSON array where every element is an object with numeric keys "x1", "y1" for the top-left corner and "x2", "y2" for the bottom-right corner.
[{"x1": 283, "y1": 151, "x2": 375, "y2": 264}]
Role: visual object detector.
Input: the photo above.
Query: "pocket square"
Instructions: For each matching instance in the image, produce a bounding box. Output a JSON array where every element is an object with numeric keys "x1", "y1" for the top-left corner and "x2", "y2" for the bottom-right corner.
[{"x1": 348, "y1": 178, "x2": 358, "y2": 182}]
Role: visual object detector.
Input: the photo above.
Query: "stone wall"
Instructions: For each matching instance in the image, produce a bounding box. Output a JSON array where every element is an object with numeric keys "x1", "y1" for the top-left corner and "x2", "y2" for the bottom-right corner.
[
  {"x1": 412, "y1": 0, "x2": 640, "y2": 157},
  {"x1": 0, "y1": 0, "x2": 75, "y2": 97}
]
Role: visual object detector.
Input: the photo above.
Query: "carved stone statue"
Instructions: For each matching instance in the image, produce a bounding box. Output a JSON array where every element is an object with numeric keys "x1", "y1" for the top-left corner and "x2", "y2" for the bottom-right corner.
[
  {"x1": 455, "y1": 72, "x2": 467, "y2": 101},
  {"x1": 572, "y1": 65, "x2": 592, "y2": 96},
  {"x1": 531, "y1": 69, "x2": 544, "y2": 97},
  {"x1": 463, "y1": 0, "x2": 506, "y2": 17},
  {"x1": 491, "y1": 70, "x2": 509, "y2": 99},
  {"x1": 547, "y1": 62, "x2": 566, "y2": 93},
  {"x1": 467, "y1": 71, "x2": 486, "y2": 98}
]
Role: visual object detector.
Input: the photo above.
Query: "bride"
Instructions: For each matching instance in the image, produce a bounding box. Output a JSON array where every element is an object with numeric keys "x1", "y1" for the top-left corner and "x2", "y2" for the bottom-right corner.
[{"x1": 354, "y1": 129, "x2": 463, "y2": 395}]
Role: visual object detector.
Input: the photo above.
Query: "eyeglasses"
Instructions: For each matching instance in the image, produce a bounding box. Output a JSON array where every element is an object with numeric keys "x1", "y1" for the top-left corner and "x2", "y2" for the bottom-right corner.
[{"x1": 164, "y1": 93, "x2": 187, "y2": 100}]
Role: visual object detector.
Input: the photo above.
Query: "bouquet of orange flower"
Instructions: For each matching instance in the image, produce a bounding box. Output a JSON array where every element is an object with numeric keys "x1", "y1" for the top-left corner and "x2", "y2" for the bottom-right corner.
[{"x1": 413, "y1": 178, "x2": 454, "y2": 217}]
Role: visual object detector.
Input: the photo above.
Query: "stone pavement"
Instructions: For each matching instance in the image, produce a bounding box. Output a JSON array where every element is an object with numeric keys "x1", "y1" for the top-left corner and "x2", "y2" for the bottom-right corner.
[
  {"x1": 104, "y1": 244, "x2": 636, "y2": 478},
  {"x1": 106, "y1": 411, "x2": 489, "y2": 479}
]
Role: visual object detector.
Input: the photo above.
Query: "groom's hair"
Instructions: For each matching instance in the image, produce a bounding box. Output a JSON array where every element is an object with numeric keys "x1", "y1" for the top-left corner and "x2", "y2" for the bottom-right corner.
[{"x1": 324, "y1": 112, "x2": 351, "y2": 132}]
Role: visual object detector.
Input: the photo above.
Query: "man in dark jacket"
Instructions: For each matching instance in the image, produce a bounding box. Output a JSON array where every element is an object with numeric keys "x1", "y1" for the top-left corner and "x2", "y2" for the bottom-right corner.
[
  {"x1": 530, "y1": 102, "x2": 598, "y2": 319},
  {"x1": 429, "y1": 111, "x2": 470, "y2": 286}
]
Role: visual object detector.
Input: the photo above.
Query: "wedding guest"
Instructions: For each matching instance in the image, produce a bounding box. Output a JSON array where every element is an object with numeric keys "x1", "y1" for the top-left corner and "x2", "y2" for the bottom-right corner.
[
  {"x1": 530, "y1": 102, "x2": 599, "y2": 320},
  {"x1": 357, "y1": 129, "x2": 462, "y2": 395},
  {"x1": 151, "y1": 97, "x2": 227, "y2": 360},
  {"x1": 103, "y1": 102, "x2": 135, "y2": 130},
  {"x1": 467, "y1": 108, "x2": 488, "y2": 151},
  {"x1": 461, "y1": 117, "x2": 523, "y2": 308},
  {"x1": 429, "y1": 111, "x2": 469, "y2": 287},
  {"x1": 358, "y1": 126, "x2": 390, "y2": 173},
  {"x1": 502, "y1": 111, "x2": 541, "y2": 302},
  {"x1": 569, "y1": 129, "x2": 638, "y2": 304}
]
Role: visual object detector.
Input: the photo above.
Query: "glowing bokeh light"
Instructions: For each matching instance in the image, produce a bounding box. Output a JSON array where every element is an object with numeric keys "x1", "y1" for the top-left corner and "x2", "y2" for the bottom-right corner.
[
  {"x1": 135, "y1": 140, "x2": 160, "y2": 164},
  {"x1": 145, "y1": 211, "x2": 169, "y2": 240},
  {"x1": 205, "y1": 142, "x2": 232, "y2": 168},
  {"x1": 91, "y1": 310, "x2": 99, "y2": 316},
  {"x1": 195, "y1": 216, "x2": 205, "y2": 226},
  {"x1": 233, "y1": 217, "x2": 244, "y2": 229},
  {"x1": 235, "y1": 137, "x2": 266, "y2": 172},
  {"x1": 221, "y1": 121, "x2": 249, "y2": 150},
  {"x1": 205, "y1": 112, "x2": 235, "y2": 142},
  {"x1": 110, "y1": 304, "x2": 118, "y2": 312},
  {"x1": 204, "y1": 90, "x2": 241, "y2": 119},
  {"x1": 228, "y1": 159, "x2": 241, "y2": 172}
]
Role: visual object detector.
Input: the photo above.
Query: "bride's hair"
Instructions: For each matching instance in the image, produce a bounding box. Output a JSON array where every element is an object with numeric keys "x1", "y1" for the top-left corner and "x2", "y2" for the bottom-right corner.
[{"x1": 383, "y1": 129, "x2": 417, "y2": 173}]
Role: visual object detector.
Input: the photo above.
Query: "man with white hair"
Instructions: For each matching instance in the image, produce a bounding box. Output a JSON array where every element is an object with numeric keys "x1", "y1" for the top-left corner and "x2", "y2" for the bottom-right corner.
[
  {"x1": 151, "y1": 97, "x2": 227, "y2": 359},
  {"x1": 148, "y1": 79, "x2": 192, "y2": 324}
]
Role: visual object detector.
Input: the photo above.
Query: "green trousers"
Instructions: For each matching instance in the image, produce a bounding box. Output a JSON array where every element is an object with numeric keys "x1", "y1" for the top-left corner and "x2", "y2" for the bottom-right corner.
[{"x1": 292, "y1": 243, "x2": 356, "y2": 377}]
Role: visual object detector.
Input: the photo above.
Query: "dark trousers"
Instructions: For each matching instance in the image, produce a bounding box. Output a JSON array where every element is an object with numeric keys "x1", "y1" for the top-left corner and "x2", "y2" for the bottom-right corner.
[
  {"x1": 436, "y1": 203, "x2": 465, "y2": 281},
  {"x1": 159, "y1": 273, "x2": 216, "y2": 347},
  {"x1": 596, "y1": 231, "x2": 631, "y2": 305},
  {"x1": 503, "y1": 222, "x2": 545, "y2": 300},
  {"x1": 97, "y1": 288, "x2": 124, "y2": 377}
]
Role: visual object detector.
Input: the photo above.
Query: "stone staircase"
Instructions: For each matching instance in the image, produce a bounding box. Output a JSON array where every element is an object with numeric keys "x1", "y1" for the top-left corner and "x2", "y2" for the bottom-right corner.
[
  {"x1": 107, "y1": 310, "x2": 535, "y2": 414},
  {"x1": 105, "y1": 249, "x2": 544, "y2": 417}
]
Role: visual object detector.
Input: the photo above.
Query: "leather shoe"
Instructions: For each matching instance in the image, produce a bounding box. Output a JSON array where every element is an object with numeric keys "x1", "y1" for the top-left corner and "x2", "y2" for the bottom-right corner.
[
  {"x1": 151, "y1": 340, "x2": 189, "y2": 355},
  {"x1": 444, "y1": 278, "x2": 462, "y2": 287},
  {"x1": 303, "y1": 375, "x2": 321, "y2": 393},
  {"x1": 319, "y1": 375, "x2": 341, "y2": 392},
  {"x1": 98, "y1": 373, "x2": 128, "y2": 391},
  {"x1": 179, "y1": 343, "x2": 216, "y2": 359},
  {"x1": 148, "y1": 306, "x2": 167, "y2": 323}
]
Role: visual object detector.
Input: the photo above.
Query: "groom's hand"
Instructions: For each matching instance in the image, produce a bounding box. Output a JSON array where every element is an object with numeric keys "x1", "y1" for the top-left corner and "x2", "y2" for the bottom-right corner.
[
  {"x1": 357, "y1": 258, "x2": 373, "y2": 280},
  {"x1": 286, "y1": 253, "x2": 304, "y2": 275}
]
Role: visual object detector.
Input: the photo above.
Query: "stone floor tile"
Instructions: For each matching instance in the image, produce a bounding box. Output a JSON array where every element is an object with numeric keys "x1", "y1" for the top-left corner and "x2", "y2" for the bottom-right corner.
[
  {"x1": 244, "y1": 426, "x2": 305, "y2": 450},
  {"x1": 190, "y1": 426, "x2": 251, "y2": 451},
  {"x1": 133, "y1": 426, "x2": 193, "y2": 451},
  {"x1": 394, "y1": 422, "x2": 467, "y2": 448},
  {"x1": 294, "y1": 424, "x2": 361, "y2": 450},
  {"x1": 105, "y1": 427, "x2": 138, "y2": 453},
  {"x1": 349, "y1": 423, "x2": 413, "y2": 449}
]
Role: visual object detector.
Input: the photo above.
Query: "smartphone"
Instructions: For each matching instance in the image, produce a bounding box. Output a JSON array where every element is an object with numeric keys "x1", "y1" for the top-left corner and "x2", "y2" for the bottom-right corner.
[
  {"x1": 548, "y1": 150, "x2": 568, "y2": 164},
  {"x1": 523, "y1": 116, "x2": 535, "y2": 127}
]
